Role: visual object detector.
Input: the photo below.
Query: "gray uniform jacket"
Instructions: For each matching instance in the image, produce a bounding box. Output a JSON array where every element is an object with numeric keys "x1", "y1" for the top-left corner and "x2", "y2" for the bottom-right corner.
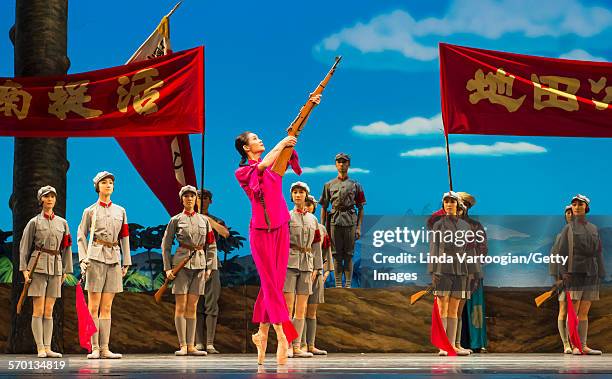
[
  {"x1": 549, "y1": 232, "x2": 563, "y2": 278},
  {"x1": 428, "y1": 216, "x2": 470, "y2": 275},
  {"x1": 161, "y1": 212, "x2": 218, "y2": 271},
  {"x1": 465, "y1": 217, "x2": 486, "y2": 279},
  {"x1": 77, "y1": 202, "x2": 131, "y2": 266},
  {"x1": 19, "y1": 212, "x2": 73, "y2": 275},
  {"x1": 557, "y1": 219, "x2": 605, "y2": 278},
  {"x1": 288, "y1": 209, "x2": 321, "y2": 272},
  {"x1": 319, "y1": 177, "x2": 366, "y2": 226}
]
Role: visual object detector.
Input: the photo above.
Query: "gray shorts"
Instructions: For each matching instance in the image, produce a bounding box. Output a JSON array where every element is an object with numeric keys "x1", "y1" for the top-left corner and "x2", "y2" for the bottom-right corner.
[
  {"x1": 283, "y1": 268, "x2": 312, "y2": 295},
  {"x1": 172, "y1": 267, "x2": 206, "y2": 295},
  {"x1": 330, "y1": 224, "x2": 356, "y2": 256},
  {"x1": 204, "y1": 269, "x2": 220, "y2": 315},
  {"x1": 308, "y1": 272, "x2": 325, "y2": 304},
  {"x1": 567, "y1": 289, "x2": 599, "y2": 301},
  {"x1": 28, "y1": 273, "x2": 62, "y2": 298},
  {"x1": 433, "y1": 274, "x2": 467, "y2": 299},
  {"x1": 85, "y1": 261, "x2": 123, "y2": 293}
]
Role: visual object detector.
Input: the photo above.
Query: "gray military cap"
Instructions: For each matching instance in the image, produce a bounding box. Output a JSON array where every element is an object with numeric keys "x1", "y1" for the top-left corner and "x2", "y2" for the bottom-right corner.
[
  {"x1": 37, "y1": 185, "x2": 57, "y2": 201},
  {"x1": 335, "y1": 152, "x2": 351, "y2": 162},
  {"x1": 93, "y1": 171, "x2": 115, "y2": 188},
  {"x1": 179, "y1": 185, "x2": 198, "y2": 198},
  {"x1": 290, "y1": 181, "x2": 310, "y2": 194}
]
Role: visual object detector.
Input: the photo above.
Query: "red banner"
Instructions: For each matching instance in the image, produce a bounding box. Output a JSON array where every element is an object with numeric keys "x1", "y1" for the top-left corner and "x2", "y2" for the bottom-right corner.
[
  {"x1": 440, "y1": 43, "x2": 612, "y2": 137},
  {"x1": 0, "y1": 47, "x2": 203, "y2": 137}
]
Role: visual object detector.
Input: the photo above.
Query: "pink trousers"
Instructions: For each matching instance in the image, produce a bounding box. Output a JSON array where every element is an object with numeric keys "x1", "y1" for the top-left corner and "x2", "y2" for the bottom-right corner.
[{"x1": 250, "y1": 224, "x2": 298, "y2": 341}]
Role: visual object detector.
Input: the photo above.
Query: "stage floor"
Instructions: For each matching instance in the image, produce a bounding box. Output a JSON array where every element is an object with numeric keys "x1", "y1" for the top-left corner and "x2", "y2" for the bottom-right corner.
[{"x1": 1, "y1": 353, "x2": 611, "y2": 378}]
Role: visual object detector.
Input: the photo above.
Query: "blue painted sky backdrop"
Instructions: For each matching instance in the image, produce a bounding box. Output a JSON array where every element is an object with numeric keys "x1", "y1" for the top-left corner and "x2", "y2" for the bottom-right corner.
[{"x1": 1, "y1": 0, "x2": 611, "y2": 253}]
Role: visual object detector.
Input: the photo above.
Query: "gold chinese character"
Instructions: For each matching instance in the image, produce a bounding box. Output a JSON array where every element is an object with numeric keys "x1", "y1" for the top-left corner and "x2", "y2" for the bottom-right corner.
[
  {"x1": 0, "y1": 80, "x2": 32, "y2": 120},
  {"x1": 588, "y1": 77, "x2": 611, "y2": 110},
  {"x1": 466, "y1": 68, "x2": 526, "y2": 112},
  {"x1": 531, "y1": 74, "x2": 580, "y2": 111},
  {"x1": 117, "y1": 68, "x2": 164, "y2": 115},
  {"x1": 48, "y1": 80, "x2": 102, "y2": 120}
]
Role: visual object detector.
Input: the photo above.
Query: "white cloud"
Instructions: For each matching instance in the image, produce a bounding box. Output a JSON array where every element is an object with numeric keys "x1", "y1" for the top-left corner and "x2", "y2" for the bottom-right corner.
[
  {"x1": 401, "y1": 142, "x2": 547, "y2": 157},
  {"x1": 352, "y1": 113, "x2": 442, "y2": 136},
  {"x1": 318, "y1": 0, "x2": 612, "y2": 61},
  {"x1": 288, "y1": 165, "x2": 370, "y2": 174},
  {"x1": 558, "y1": 49, "x2": 607, "y2": 62}
]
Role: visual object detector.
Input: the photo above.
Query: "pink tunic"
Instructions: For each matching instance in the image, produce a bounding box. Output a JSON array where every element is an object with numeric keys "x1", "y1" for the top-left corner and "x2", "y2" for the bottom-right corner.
[{"x1": 235, "y1": 154, "x2": 301, "y2": 341}]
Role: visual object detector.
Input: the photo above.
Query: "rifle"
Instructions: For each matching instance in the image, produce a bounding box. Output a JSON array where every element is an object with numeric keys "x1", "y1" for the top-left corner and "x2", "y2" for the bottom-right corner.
[
  {"x1": 154, "y1": 250, "x2": 196, "y2": 304},
  {"x1": 271, "y1": 56, "x2": 342, "y2": 176},
  {"x1": 534, "y1": 280, "x2": 563, "y2": 307},
  {"x1": 410, "y1": 286, "x2": 433, "y2": 305},
  {"x1": 16, "y1": 252, "x2": 42, "y2": 315}
]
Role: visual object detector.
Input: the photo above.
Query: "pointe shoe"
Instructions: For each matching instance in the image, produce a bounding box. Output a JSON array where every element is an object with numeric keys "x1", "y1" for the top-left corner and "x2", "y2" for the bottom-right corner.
[
  {"x1": 100, "y1": 348, "x2": 122, "y2": 359},
  {"x1": 175, "y1": 346, "x2": 188, "y2": 356},
  {"x1": 292, "y1": 347, "x2": 313, "y2": 358},
  {"x1": 37, "y1": 350, "x2": 47, "y2": 358},
  {"x1": 583, "y1": 346, "x2": 603, "y2": 355},
  {"x1": 455, "y1": 347, "x2": 471, "y2": 356},
  {"x1": 44, "y1": 349, "x2": 63, "y2": 358},
  {"x1": 252, "y1": 333, "x2": 267, "y2": 365},
  {"x1": 438, "y1": 349, "x2": 448, "y2": 356},
  {"x1": 276, "y1": 339, "x2": 288, "y2": 365},
  {"x1": 187, "y1": 345, "x2": 208, "y2": 356},
  {"x1": 308, "y1": 346, "x2": 328, "y2": 355},
  {"x1": 87, "y1": 348, "x2": 100, "y2": 359}
]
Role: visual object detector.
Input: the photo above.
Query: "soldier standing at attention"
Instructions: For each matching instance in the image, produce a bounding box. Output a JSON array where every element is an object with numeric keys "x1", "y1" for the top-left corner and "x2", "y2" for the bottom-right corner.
[
  {"x1": 556, "y1": 194, "x2": 605, "y2": 355},
  {"x1": 195, "y1": 189, "x2": 229, "y2": 354},
  {"x1": 319, "y1": 153, "x2": 366, "y2": 288},
  {"x1": 20, "y1": 186, "x2": 73, "y2": 358},
  {"x1": 161, "y1": 185, "x2": 217, "y2": 356},
  {"x1": 77, "y1": 171, "x2": 131, "y2": 359}
]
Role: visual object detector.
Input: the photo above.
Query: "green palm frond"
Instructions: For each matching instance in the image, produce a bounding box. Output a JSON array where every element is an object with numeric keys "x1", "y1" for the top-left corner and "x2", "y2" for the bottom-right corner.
[
  {"x1": 123, "y1": 269, "x2": 152, "y2": 292},
  {"x1": 153, "y1": 271, "x2": 166, "y2": 290},
  {"x1": 0, "y1": 256, "x2": 13, "y2": 283},
  {"x1": 63, "y1": 273, "x2": 78, "y2": 286}
]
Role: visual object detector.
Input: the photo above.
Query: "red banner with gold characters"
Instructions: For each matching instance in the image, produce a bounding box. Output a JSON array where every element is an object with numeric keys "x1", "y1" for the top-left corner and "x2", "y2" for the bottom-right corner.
[
  {"x1": 0, "y1": 47, "x2": 203, "y2": 137},
  {"x1": 439, "y1": 43, "x2": 611, "y2": 137}
]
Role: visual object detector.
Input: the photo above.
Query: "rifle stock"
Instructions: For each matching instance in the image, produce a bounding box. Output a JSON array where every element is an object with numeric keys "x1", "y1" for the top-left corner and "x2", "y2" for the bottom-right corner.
[
  {"x1": 410, "y1": 286, "x2": 433, "y2": 305},
  {"x1": 154, "y1": 250, "x2": 196, "y2": 304},
  {"x1": 271, "y1": 56, "x2": 342, "y2": 176},
  {"x1": 17, "y1": 252, "x2": 42, "y2": 315},
  {"x1": 534, "y1": 280, "x2": 563, "y2": 308}
]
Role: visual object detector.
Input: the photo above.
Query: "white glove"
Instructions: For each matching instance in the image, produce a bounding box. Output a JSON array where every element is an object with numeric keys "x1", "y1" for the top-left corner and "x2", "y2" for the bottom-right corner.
[{"x1": 79, "y1": 259, "x2": 89, "y2": 274}]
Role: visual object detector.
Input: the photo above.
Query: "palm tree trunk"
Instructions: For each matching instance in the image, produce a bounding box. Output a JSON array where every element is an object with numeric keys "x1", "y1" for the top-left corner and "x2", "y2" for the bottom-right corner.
[{"x1": 8, "y1": 0, "x2": 69, "y2": 354}]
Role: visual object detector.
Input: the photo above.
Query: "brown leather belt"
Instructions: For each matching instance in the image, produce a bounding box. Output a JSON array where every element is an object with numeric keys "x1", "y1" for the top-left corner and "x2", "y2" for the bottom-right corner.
[
  {"x1": 179, "y1": 243, "x2": 203, "y2": 251},
  {"x1": 35, "y1": 246, "x2": 60, "y2": 256},
  {"x1": 94, "y1": 238, "x2": 119, "y2": 248},
  {"x1": 332, "y1": 205, "x2": 354, "y2": 212},
  {"x1": 290, "y1": 244, "x2": 312, "y2": 253}
]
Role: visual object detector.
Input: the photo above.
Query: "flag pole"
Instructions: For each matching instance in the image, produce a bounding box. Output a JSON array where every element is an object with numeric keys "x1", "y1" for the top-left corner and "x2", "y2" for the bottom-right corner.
[
  {"x1": 444, "y1": 128, "x2": 453, "y2": 191},
  {"x1": 199, "y1": 49, "x2": 205, "y2": 211}
]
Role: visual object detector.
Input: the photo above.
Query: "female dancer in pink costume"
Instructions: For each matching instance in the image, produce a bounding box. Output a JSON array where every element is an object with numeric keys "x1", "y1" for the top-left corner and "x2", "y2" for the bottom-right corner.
[{"x1": 235, "y1": 120, "x2": 315, "y2": 364}]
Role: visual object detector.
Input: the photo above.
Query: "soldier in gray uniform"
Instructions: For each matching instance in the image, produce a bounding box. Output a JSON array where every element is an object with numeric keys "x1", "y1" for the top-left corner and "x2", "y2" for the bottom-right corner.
[
  {"x1": 549, "y1": 205, "x2": 573, "y2": 354},
  {"x1": 195, "y1": 189, "x2": 229, "y2": 354},
  {"x1": 556, "y1": 194, "x2": 605, "y2": 355},
  {"x1": 429, "y1": 191, "x2": 470, "y2": 356},
  {"x1": 300, "y1": 194, "x2": 333, "y2": 355},
  {"x1": 284, "y1": 182, "x2": 321, "y2": 358},
  {"x1": 319, "y1": 153, "x2": 366, "y2": 288},
  {"x1": 19, "y1": 186, "x2": 73, "y2": 358},
  {"x1": 162, "y1": 185, "x2": 218, "y2": 357},
  {"x1": 77, "y1": 171, "x2": 131, "y2": 359}
]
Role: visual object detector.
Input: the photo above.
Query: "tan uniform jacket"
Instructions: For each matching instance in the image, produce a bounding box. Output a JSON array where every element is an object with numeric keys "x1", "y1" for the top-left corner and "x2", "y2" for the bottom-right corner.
[
  {"x1": 161, "y1": 212, "x2": 218, "y2": 271},
  {"x1": 19, "y1": 212, "x2": 73, "y2": 275}
]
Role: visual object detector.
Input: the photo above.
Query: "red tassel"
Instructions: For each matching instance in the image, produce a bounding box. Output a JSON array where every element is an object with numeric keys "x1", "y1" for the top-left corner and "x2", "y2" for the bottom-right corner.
[
  {"x1": 431, "y1": 297, "x2": 457, "y2": 356},
  {"x1": 282, "y1": 320, "x2": 298, "y2": 342},
  {"x1": 566, "y1": 291, "x2": 583, "y2": 354},
  {"x1": 76, "y1": 280, "x2": 97, "y2": 352}
]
